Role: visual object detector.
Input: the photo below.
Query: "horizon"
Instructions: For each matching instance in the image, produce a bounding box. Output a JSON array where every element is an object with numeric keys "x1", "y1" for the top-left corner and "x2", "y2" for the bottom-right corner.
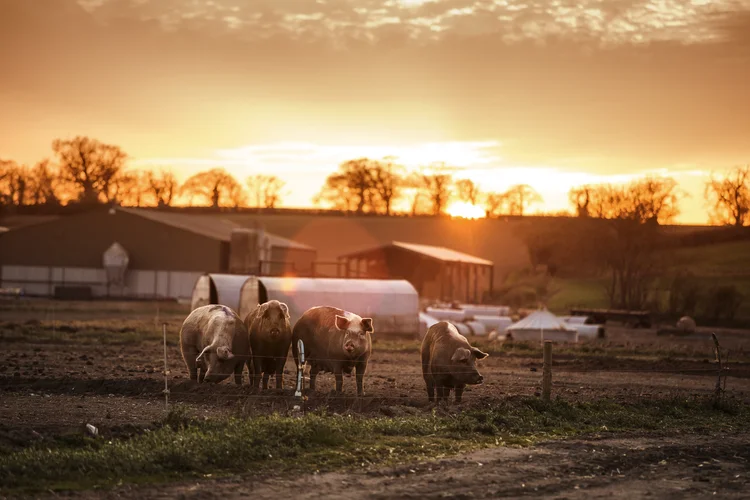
[{"x1": 2, "y1": 0, "x2": 749, "y2": 224}]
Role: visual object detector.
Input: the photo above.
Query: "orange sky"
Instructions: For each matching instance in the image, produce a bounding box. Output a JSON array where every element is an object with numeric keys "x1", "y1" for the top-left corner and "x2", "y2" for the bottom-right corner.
[{"x1": 1, "y1": 0, "x2": 749, "y2": 223}]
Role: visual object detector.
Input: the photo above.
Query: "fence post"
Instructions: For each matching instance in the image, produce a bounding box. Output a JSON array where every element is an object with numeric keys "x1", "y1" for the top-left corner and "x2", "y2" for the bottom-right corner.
[
  {"x1": 542, "y1": 340, "x2": 552, "y2": 402},
  {"x1": 711, "y1": 333, "x2": 724, "y2": 407},
  {"x1": 162, "y1": 323, "x2": 170, "y2": 413}
]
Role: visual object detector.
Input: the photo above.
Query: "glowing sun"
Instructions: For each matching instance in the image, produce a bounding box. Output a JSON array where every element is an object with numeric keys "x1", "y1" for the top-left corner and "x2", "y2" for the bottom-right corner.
[{"x1": 446, "y1": 202, "x2": 486, "y2": 220}]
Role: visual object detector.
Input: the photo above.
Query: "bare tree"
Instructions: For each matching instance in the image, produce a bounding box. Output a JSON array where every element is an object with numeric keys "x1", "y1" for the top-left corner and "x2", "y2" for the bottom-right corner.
[
  {"x1": 0, "y1": 160, "x2": 29, "y2": 208},
  {"x1": 417, "y1": 163, "x2": 454, "y2": 215},
  {"x1": 503, "y1": 184, "x2": 542, "y2": 216},
  {"x1": 705, "y1": 165, "x2": 750, "y2": 227},
  {"x1": 455, "y1": 178, "x2": 481, "y2": 205},
  {"x1": 145, "y1": 169, "x2": 179, "y2": 208},
  {"x1": 369, "y1": 157, "x2": 404, "y2": 216},
  {"x1": 314, "y1": 171, "x2": 358, "y2": 211},
  {"x1": 316, "y1": 159, "x2": 377, "y2": 214},
  {"x1": 181, "y1": 168, "x2": 244, "y2": 208},
  {"x1": 27, "y1": 160, "x2": 62, "y2": 206},
  {"x1": 484, "y1": 191, "x2": 507, "y2": 217},
  {"x1": 246, "y1": 174, "x2": 286, "y2": 210},
  {"x1": 109, "y1": 170, "x2": 148, "y2": 207},
  {"x1": 52, "y1": 136, "x2": 127, "y2": 204},
  {"x1": 569, "y1": 185, "x2": 594, "y2": 217}
]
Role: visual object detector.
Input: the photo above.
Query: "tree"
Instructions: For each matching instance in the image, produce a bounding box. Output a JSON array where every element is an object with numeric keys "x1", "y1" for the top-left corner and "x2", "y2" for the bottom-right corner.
[
  {"x1": 145, "y1": 169, "x2": 179, "y2": 207},
  {"x1": 246, "y1": 174, "x2": 286, "y2": 209},
  {"x1": 503, "y1": 184, "x2": 542, "y2": 216},
  {"x1": 417, "y1": 163, "x2": 454, "y2": 215},
  {"x1": 455, "y1": 178, "x2": 481, "y2": 205},
  {"x1": 109, "y1": 170, "x2": 148, "y2": 207},
  {"x1": 27, "y1": 160, "x2": 62, "y2": 206},
  {"x1": 181, "y1": 168, "x2": 244, "y2": 208},
  {"x1": 369, "y1": 158, "x2": 404, "y2": 216},
  {"x1": 484, "y1": 191, "x2": 507, "y2": 217},
  {"x1": 705, "y1": 165, "x2": 750, "y2": 227},
  {"x1": 52, "y1": 136, "x2": 127, "y2": 204},
  {"x1": 0, "y1": 160, "x2": 29, "y2": 208},
  {"x1": 565, "y1": 176, "x2": 684, "y2": 310}
]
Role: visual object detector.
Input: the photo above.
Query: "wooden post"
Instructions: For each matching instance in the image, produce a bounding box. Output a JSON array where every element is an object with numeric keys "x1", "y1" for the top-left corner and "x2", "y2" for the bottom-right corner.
[
  {"x1": 712, "y1": 333, "x2": 724, "y2": 407},
  {"x1": 488, "y1": 265, "x2": 494, "y2": 299},
  {"x1": 542, "y1": 340, "x2": 552, "y2": 402},
  {"x1": 473, "y1": 265, "x2": 479, "y2": 304}
]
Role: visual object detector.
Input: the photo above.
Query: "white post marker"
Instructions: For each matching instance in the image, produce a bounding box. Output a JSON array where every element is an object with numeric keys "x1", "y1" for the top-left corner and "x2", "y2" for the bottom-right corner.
[
  {"x1": 295, "y1": 339, "x2": 305, "y2": 397},
  {"x1": 162, "y1": 323, "x2": 170, "y2": 412}
]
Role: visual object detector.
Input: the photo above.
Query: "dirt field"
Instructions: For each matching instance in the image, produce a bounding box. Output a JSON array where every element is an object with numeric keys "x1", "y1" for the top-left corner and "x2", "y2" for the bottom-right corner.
[{"x1": 2, "y1": 299, "x2": 750, "y2": 498}]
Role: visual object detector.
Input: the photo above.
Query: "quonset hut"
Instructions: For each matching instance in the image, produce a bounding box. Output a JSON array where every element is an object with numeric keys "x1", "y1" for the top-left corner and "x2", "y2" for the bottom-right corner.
[{"x1": 190, "y1": 274, "x2": 420, "y2": 336}]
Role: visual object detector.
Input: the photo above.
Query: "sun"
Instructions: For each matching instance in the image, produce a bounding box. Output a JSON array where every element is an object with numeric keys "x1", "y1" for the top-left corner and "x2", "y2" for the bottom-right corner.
[{"x1": 446, "y1": 202, "x2": 486, "y2": 220}]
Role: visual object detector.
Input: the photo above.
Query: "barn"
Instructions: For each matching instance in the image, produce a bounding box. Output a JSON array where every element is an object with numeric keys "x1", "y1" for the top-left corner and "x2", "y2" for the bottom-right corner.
[
  {"x1": 337, "y1": 241, "x2": 494, "y2": 303},
  {"x1": 0, "y1": 207, "x2": 316, "y2": 300}
]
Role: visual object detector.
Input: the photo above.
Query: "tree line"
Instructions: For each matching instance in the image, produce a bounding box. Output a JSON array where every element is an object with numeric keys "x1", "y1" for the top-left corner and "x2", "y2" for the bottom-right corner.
[
  {"x1": 1, "y1": 135, "x2": 748, "y2": 227},
  {"x1": 0, "y1": 136, "x2": 286, "y2": 212}
]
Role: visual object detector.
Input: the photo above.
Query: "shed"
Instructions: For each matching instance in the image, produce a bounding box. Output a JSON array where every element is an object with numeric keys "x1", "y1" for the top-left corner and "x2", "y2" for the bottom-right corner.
[
  {"x1": 338, "y1": 241, "x2": 494, "y2": 303},
  {"x1": 191, "y1": 274, "x2": 420, "y2": 336},
  {"x1": 506, "y1": 309, "x2": 578, "y2": 343}
]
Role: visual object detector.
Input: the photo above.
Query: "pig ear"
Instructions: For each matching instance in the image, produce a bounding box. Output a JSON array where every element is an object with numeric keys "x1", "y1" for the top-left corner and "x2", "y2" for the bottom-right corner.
[
  {"x1": 216, "y1": 346, "x2": 234, "y2": 360},
  {"x1": 196, "y1": 344, "x2": 212, "y2": 363},
  {"x1": 335, "y1": 315, "x2": 350, "y2": 331},
  {"x1": 451, "y1": 347, "x2": 471, "y2": 362},
  {"x1": 279, "y1": 302, "x2": 289, "y2": 317},
  {"x1": 471, "y1": 347, "x2": 489, "y2": 360},
  {"x1": 361, "y1": 318, "x2": 374, "y2": 333}
]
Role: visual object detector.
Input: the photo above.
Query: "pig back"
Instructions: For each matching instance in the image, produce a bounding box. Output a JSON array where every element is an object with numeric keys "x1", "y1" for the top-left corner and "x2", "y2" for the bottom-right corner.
[
  {"x1": 292, "y1": 306, "x2": 349, "y2": 368},
  {"x1": 422, "y1": 322, "x2": 468, "y2": 378}
]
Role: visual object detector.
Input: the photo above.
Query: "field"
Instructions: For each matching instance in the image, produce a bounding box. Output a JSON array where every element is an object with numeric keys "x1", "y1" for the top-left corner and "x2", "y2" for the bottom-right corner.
[{"x1": 2, "y1": 299, "x2": 750, "y2": 498}]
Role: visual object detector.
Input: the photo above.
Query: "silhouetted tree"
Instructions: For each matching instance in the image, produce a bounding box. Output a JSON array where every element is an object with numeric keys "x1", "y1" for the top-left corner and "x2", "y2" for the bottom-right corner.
[
  {"x1": 369, "y1": 157, "x2": 404, "y2": 215},
  {"x1": 484, "y1": 191, "x2": 507, "y2": 217},
  {"x1": 503, "y1": 184, "x2": 542, "y2": 216},
  {"x1": 705, "y1": 165, "x2": 750, "y2": 227},
  {"x1": 417, "y1": 163, "x2": 454, "y2": 215},
  {"x1": 52, "y1": 136, "x2": 127, "y2": 204},
  {"x1": 181, "y1": 168, "x2": 244, "y2": 208},
  {"x1": 0, "y1": 160, "x2": 29, "y2": 208},
  {"x1": 455, "y1": 178, "x2": 481, "y2": 205},
  {"x1": 145, "y1": 169, "x2": 179, "y2": 207},
  {"x1": 27, "y1": 160, "x2": 62, "y2": 206},
  {"x1": 110, "y1": 170, "x2": 148, "y2": 206},
  {"x1": 246, "y1": 174, "x2": 286, "y2": 209}
]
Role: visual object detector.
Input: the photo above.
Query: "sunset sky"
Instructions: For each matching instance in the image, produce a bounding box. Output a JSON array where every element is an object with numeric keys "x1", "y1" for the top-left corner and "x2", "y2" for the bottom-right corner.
[{"x1": 1, "y1": 0, "x2": 749, "y2": 223}]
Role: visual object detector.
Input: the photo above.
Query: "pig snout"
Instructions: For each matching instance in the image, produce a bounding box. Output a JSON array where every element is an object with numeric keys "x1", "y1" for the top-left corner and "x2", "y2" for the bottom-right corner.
[
  {"x1": 344, "y1": 341, "x2": 355, "y2": 354},
  {"x1": 270, "y1": 328, "x2": 281, "y2": 336}
]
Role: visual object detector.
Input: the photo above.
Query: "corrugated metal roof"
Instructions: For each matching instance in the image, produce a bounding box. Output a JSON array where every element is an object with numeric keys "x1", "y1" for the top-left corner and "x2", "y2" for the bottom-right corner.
[
  {"x1": 340, "y1": 240, "x2": 493, "y2": 266},
  {"x1": 117, "y1": 208, "x2": 314, "y2": 251}
]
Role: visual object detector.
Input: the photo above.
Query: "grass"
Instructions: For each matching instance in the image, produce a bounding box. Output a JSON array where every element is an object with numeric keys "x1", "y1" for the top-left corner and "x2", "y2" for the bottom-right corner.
[{"x1": 1, "y1": 397, "x2": 748, "y2": 493}]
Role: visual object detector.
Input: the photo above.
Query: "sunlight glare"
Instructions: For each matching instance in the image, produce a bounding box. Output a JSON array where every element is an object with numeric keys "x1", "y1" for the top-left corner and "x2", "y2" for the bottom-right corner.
[{"x1": 446, "y1": 201, "x2": 486, "y2": 220}]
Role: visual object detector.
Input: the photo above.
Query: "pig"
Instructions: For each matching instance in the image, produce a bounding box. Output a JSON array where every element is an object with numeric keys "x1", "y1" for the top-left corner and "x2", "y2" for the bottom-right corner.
[
  {"x1": 243, "y1": 300, "x2": 292, "y2": 391},
  {"x1": 179, "y1": 304, "x2": 251, "y2": 385},
  {"x1": 292, "y1": 306, "x2": 373, "y2": 396},
  {"x1": 421, "y1": 321, "x2": 489, "y2": 403}
]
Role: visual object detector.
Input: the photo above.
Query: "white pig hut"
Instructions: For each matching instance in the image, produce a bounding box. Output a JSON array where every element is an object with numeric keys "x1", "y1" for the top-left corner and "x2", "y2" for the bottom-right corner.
[
  {"x1": 506, "y1": 309, "x2": 578, "y2": 343},
  {"x1": 191, "y1": 274, "x2": 420, "y2": 336}
]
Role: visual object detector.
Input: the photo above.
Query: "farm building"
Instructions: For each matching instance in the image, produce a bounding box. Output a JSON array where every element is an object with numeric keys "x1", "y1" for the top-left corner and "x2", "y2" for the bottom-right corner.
[
  {"x1": 190, "y1": 273, "x2": 420, "y2": 335},
  {"x1": 0, "y1": 207, "x2": 316, "y2": 300},
  {"x1": 337, "y1": 241, "x2": 494, "y2": 303}
]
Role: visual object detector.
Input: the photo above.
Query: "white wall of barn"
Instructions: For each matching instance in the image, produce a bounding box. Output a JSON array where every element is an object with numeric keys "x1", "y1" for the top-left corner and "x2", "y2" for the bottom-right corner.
[{"x1": 0, "y1": 265, "x2": 200, "y2": 300}]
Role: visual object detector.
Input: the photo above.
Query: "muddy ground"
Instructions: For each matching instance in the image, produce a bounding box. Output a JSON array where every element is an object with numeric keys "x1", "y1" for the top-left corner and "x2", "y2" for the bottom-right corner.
[{"x1": 1, "y1": 299, "x2": 750, "y2": 497}]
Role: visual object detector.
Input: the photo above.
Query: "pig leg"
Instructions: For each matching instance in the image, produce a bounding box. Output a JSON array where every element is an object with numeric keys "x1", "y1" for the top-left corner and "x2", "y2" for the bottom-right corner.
[
  {"x1": 355, "y1": 361, "x2": 367, "y2": 396},
  {"x1": 233, "y1": 361, "x2": 243, "y2": 386},
  {"x1": 426, "y1": 378, "x2": 435, "y2": 402},
  {"x1": 262, "y1": 372, "x2": 270, "y2": 391},
  {"x1": 275, "y1": 357, "x2": 284, "y2": 390},
  {"x1": 246, "y1": 359, "x2": 253, "y2": 385},
  {"x1": 334, "y1": 366, "x2": 344, "y2": 393},
  {"x1": 252, "y1": 357, "x2": 263, "y2": 391},
  {"x1": 454, "y1": 385, "x2": 465, "y2": 404},
  {"x1": 309, "y1": 364, "x2": 319, "y2": 393},
  {"x1": 435, "y1": 386, "x2": 446, "y2": 402},
  {"x1": 183, "y1": 346, "x2": 199, "y2": 382}
]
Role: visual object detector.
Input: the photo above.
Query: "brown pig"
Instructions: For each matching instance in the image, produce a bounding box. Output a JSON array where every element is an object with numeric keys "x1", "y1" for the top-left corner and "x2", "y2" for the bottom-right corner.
[
  {"x1": 244, "y1": 300, "x2": 292, "y2": 391},
  {"x1": 421, "y1": 321, "x2": 489, "y2": 403},
  {"x1": 179, "y1": 304, "x2": 250, "y2": 384},
  {"x1": 292, "y1": 306, "x2": 373, "y2": 396}
]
